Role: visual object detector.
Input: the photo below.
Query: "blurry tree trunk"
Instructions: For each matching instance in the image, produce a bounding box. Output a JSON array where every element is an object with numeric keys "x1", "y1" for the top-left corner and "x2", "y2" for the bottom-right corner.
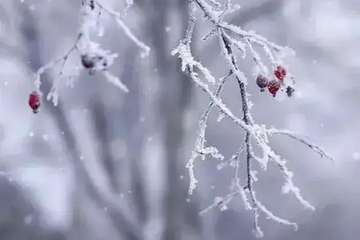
[
  {"x1": 118, "y1": 46, "x2": 148, "y2": 225},
  {"x1": 138, "y1": 0, "x2": 202, "y2": 239},
  {"x1": 89, "y1": 44, "x2": 148, "y2": 225}
]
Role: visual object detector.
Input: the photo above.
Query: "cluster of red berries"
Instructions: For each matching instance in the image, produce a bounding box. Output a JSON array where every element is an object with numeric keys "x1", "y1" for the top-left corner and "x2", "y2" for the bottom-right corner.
[{"x1": 256, "y1": 65, "x2": 294, "y2": 97}]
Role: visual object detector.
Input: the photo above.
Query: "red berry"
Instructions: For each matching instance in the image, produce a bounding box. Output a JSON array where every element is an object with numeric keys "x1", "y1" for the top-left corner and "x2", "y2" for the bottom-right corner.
[
  {"x1": 267, "y1": 80, "x2": 280, "y2": 97},
  {"x1": 81, "y1": 55, "x2": 94, "y2": 69},
  {"x1": 256, "y1": 75, "x2": 269, "y2": 92},
  {"x1": 29, "y1": 91, "x2": 40, "y2": 114},
  {"x1": 274, "y1": 65, "x2": 286, "y2": 80}
]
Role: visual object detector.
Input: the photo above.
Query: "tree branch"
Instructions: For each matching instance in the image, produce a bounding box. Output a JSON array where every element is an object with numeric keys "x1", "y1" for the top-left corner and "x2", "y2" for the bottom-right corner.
[
  {"x1": 19, "y1": 4, "x2": 143, "y2": 240},
  {"x1": 172, "y1": 0, "x2": 334, "y2": 237}
]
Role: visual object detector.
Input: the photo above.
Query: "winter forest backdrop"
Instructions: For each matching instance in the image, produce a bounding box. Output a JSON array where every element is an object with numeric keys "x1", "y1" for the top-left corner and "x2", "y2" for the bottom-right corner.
[{"x1": 0, "y1": 0, "x2": 359, "y2": 240}]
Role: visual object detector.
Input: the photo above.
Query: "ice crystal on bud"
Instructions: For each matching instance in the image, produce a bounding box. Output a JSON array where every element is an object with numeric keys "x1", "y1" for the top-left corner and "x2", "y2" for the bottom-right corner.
[
  {"x1": 219, "y1": 204, "x2": 228, "y2": 211},
  {"x1": 217, "y1": 110, "x2": 225, "y2": 122},
  {"x1": 197, "y1": 146, "x2": 224, "y2": 161},
  {"x1": 250, "y1": 171, "x2": 258, "y2": 182},
  {"x1": 252, "y1": 228, "x2": 264, "y2": 238}
]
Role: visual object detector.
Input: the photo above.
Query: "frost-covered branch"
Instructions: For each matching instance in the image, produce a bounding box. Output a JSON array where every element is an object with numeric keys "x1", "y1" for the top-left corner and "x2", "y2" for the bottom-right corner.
[
  {"x1": 267, "y1": 128, "x2": 335, "y2": 163},
  {"x1": 172, "y1": 0, "x2": 334, "y2": 237},
  {"x1": 30, "y1": 0, "x2": 149, "y2": 112}
]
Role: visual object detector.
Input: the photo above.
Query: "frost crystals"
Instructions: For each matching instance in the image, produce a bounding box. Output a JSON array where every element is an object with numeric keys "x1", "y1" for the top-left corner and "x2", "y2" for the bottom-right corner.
[
  {"x1": 33, "y1": 0, "x2": 149, "y2": 106},
  {"x1": 173, "y1": 0, "x2": 335, "y2": 237}
]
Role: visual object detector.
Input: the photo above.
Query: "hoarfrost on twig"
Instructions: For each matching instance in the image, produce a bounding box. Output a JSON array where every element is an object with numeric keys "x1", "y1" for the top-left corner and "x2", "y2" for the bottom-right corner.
[
  {"x1": 33, "y1": 0, "x2": 149, "y2": 106},
  {"x1": 173, "y1": 0, "x2": 335, "y2": 237}
]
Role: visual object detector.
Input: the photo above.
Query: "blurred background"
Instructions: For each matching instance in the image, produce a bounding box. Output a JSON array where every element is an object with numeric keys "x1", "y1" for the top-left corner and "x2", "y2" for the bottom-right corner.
[{"x1": 0, "y1": 0, "x2": 359, "y2": 239}]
